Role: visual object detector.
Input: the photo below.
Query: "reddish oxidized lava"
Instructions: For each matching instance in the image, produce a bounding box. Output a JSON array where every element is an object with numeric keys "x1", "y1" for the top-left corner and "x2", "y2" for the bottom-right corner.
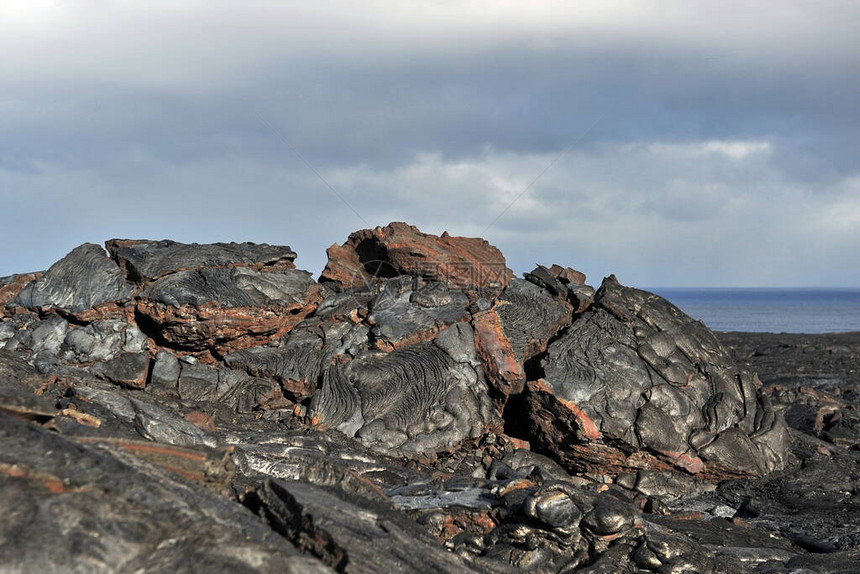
[
  {"x1": 320, "y1": 222, "x2": 514, "y2": 290},
  {"x1": 472, "y1": 307, "x2": 526, "y2": 396}
]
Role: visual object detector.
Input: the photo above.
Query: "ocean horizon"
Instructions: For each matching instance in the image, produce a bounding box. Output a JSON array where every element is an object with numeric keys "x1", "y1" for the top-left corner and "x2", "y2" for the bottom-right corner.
[{"x1": 647, "y1": 287, "x2": 860, "y2": 334}]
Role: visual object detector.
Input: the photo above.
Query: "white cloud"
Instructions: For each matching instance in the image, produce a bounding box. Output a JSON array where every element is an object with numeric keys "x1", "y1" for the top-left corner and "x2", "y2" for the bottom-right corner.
[
  {"x1": 3, "y1": 137, "x2": 859, "y2": 287},
  {"x1": 2, "y1": 1, "x2": 856, "y2": 91},
  {"x1": 806, "y1": 176, "x2": 860, "y2": 234},
  {"x1": 641, "y1": 140, "x2": 773, "y2": 160},
  {"x1": 315, "y1": 142, "x2": 860, "y2": 286}
]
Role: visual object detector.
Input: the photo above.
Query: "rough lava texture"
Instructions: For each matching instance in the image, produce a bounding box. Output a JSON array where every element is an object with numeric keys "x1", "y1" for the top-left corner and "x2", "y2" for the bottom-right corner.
[
  {"x1": 320, "y1": 222, "x2": 514, "y2": 290},
  {"x1": 0, "y1": 273, "x2": 41, "y2": 308},
  {"x1": 106, "y1": 239, "x2": 297, "y2": 282},
  {"x1": 136, "y1": 266, "x2": 320, "y2": 356},
  {"x1": 13, "y1": 243, "x2": 134, "y2": 316},
  {"x1": 309, "y1": 322, "x2": 500, "y2": 457},
  {"x1": 474, "y1": 277, "x2": 574, "y2": 398},
  {"x1": 1, "y1": 223, "x2": 856, "y2": 573},
  {"x1": 525, "y1": 276, "x2": 791, "y2": 483}
]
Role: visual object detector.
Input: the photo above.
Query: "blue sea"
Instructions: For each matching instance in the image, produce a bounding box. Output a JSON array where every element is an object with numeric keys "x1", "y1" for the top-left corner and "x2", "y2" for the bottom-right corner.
[{"x1": 647, "y1": 288, "x2": 860, "y2": 334}]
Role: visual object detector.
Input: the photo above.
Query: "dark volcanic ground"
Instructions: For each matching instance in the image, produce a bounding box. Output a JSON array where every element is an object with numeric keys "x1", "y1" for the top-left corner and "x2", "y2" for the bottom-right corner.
[
  {"x1": 1, "y1": 226, "x2": 859, "y2": 573},
  {"x1": 717, "y1": 331, "x2": 860, "y2": 401},
  {"x1": 713, "y1": 331, "x2": 860, "y2": 569},
  {"x1": 718, "y1": 331, "x2": 860, "y2": 450}
]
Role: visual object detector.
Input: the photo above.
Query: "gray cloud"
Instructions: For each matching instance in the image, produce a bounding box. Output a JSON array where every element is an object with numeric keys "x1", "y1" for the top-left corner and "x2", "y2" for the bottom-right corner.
[{"x1": 2, "y1": 1, "x2": 859, "y2": 286}]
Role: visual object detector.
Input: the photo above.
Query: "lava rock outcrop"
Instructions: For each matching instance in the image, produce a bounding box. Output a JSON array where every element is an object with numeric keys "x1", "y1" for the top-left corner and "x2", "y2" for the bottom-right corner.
[
  {"x1": 13, "y1": 243, "x2": 134, "y2": 317},
  {"x1": 309, "y1": 322, "x2": 499, "y2": 456},
  {"x1": 525, "y1": 276, "x2": 791, "y2": 483},
  {"x1": 2, "y1": 223, "x2": 852, "y2": 573},
  {"x1": 320, "y1": 222, "x2": 514, "y2": 290}
]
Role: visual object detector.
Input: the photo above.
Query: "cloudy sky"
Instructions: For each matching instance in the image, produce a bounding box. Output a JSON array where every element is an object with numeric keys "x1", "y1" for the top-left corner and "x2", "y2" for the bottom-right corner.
[{"x1": 2, "y1": 1, "x2": 859, "y2": 286}]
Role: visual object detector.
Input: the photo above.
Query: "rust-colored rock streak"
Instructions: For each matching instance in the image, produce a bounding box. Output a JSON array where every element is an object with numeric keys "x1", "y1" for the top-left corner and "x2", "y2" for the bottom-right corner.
[
  {"x1": 0, "y1": 462, "x2": 70, "y2": 493},
  {"x1": 525, "y1": 380, "x2": 742, "y2": 481},
  {"x1": 136, "y1": 300, "x2": 318, "y2": 356},
  {"x1": 546, "y1": 264, "x2": 586, "y2": 286},
  {"x1": 0, "y1": 274, "x2": 40, "y2": 309},
  {"x1": 473, "y1": 308, "x2": 526, "y2": 396},
  {"x1": 320, "y1": 222, "x2": 514, "y2": 290}
]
